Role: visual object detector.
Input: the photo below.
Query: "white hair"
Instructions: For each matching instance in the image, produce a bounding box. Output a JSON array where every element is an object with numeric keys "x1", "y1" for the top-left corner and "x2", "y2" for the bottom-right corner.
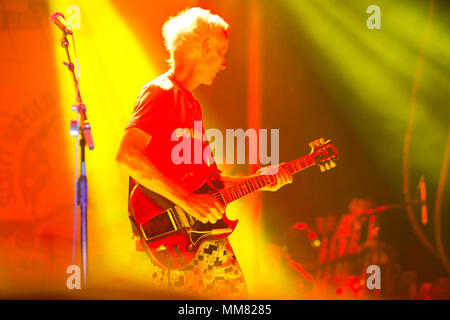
[{"x1": 162, "y1": 7, "x2": 229, "y2": 68}]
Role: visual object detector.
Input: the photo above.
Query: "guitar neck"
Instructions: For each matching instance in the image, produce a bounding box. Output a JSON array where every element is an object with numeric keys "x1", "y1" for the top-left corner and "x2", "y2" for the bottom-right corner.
[{"x1": 215, "y1": 154, "x2": 316, "y2": 205}]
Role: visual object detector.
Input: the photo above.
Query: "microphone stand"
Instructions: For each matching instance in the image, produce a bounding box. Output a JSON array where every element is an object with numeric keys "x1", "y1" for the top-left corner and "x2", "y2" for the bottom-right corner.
[{"x1": 60, "y1": 32, "x2": 94, "y2": 288}]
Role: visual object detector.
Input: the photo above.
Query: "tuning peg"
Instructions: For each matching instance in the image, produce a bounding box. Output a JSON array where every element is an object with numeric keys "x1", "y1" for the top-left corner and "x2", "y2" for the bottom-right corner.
[
  {"x1": 330, "y1": 160, "x2": 336, "y2": 168},
  {"x1": 320, "y1": 138, "x2": 325, "y2": 145},
  {"x1": 320, "y1": 165, "x2": 326, "y2": 172},
  {"x1": 325, "y1": 163, "x2": 331, "y2": 170}
]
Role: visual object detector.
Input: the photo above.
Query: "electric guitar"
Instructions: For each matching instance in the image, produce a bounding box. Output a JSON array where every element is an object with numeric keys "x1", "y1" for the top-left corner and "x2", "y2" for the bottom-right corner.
[{"x1": 129, "y1": 139, "x2": 338, "y2": 269}]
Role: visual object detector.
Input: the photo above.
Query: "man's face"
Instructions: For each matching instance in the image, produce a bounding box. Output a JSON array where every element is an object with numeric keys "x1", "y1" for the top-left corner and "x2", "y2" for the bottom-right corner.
[{"x1": 196, "y1": 33, "x2": 229, "y2": 85}]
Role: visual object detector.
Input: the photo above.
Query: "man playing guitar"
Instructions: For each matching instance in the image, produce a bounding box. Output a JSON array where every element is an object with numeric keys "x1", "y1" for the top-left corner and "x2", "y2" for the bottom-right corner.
[{"x1": 116, "y1": 8, "x2": 334, "y2": 298}]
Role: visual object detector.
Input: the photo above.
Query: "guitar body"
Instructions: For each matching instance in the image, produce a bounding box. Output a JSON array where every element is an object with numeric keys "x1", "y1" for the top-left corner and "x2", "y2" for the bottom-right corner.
[{"x1": 130, "y1": 176, "x2": 238, "y2": 270}]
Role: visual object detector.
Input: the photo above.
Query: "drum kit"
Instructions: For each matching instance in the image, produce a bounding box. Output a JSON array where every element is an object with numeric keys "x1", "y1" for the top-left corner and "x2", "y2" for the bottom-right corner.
[{"x1": 282, "y1": 201, "x2": 403, "y2": 298}]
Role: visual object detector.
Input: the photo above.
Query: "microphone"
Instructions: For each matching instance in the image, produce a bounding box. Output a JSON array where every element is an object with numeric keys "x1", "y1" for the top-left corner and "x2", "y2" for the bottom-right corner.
[
  {"x1": 50, "y1": 12, "x2": 73, "y2": 35},
  {"x1": 418, "y1": 175, "x2": 428, "y2": 225}
]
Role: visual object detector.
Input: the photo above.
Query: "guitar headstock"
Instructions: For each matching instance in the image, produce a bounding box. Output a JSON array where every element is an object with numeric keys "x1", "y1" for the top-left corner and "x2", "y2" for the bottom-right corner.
[{"x1": 309, "y1": 138, "x2": 339, "y2": 172}]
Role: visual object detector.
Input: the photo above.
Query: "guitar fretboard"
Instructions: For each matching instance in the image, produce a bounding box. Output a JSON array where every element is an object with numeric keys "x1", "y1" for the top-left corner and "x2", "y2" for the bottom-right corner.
[{"x1": 212, "y1": 154, "x2": 316, "y2": 205}]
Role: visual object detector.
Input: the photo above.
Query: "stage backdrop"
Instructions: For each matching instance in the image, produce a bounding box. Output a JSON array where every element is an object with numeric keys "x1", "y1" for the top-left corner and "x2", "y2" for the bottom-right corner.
[{"x1": 0, "y1": 0, "x2": 449, "y2": 298}]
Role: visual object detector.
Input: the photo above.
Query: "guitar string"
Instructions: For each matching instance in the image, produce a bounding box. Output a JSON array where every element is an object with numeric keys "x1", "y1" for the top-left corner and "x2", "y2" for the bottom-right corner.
[
  {"x1": 182, "y1": 171, "x2": 291, "y2": 227},
  {"x1": 209, "y1": 175, "x2": 273, "y2": 203},
  {"x1": 214, "y1": 162, "x2": 301, "y2": 202},
  {"x1": 183, "y1": 149, "x2": 334, "y2": 220},
  {"x1": 209, "y1": 157, "x2": 315, "y2": 204},
  {"x1": 207, "y1": 150, "x2": 317, "y2": 202},
  {"x1": 184, "y1": 150, "x2": 333, "y2": 221},
  {"x1": 220, "y1": 156, "x2": 311, "y2": 194},
  {"x1": 208, "y1": 148, "x2": 331, "y2": 202}
]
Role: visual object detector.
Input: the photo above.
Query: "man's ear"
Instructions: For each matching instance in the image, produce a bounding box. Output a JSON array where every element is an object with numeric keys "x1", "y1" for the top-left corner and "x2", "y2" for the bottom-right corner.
[{"x1": 201, "y1": 38, "x2": 210, "y2": 54}]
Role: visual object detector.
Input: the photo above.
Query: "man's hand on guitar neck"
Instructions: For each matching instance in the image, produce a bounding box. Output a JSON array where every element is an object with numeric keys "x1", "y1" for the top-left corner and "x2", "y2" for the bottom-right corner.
[{"x1": 256, "y1": 163, "x2": 293, "y2": 192}]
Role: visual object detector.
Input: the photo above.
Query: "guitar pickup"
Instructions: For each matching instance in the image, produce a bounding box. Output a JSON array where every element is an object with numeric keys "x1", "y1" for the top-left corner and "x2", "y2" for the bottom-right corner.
[{"x1": 140, "y1": 209, "x2": 179, "y2": 241}]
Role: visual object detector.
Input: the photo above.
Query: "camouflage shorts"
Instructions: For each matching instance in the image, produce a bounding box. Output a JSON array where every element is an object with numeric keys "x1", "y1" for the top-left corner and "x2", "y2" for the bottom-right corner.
[{"x1": 146, "y1": 239, "x2": 247, "y2": 299}]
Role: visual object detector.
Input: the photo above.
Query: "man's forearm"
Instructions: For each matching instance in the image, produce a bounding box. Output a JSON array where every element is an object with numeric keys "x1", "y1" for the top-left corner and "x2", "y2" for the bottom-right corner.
[
  {"x1": 117, "y1": 150, "x2": 190, "y2": 209},
  {"x1": 117, "y1": 147, "x2": 226, "y2": 223}
]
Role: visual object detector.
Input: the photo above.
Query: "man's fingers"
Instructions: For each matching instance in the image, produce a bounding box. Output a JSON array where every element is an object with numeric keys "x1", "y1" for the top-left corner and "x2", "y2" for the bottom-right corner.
[
  {"x1": 203, "y1": 206, "x2": 220, "y2": 224},
  {"x1": 206, "y1": 198, "x2": 224, "y2": 220},
  {"x1": 208, "y1": 216, "x2": 217, "y2": 224},
  {"x1": 214, "y1": 201, "x2": 225, "y2": 214},
  {"x1": 203, "y1": 199, "x2": 224, "y2": 223},
  {"x1": 279, "y1": 172, "x2": 287, "y2": 184},
  {"x1": 283, "y1": 169, "x2": 292, "y2": 183},
  {"x1": 192, "y1": 210, "x2": 208, "y2": 223},
  {"x1": 278, "y1": 168, "x2": 292, "y2": 185},
  {"x1": 211, "y1": 207, "x2": 223, "y2": 220},
  {"x1": 198, "y1": 208, "x2": 212, "y2": 224},
  {"x1": 287, "y1": 172, "x2": 293, "y2": 183},
  {"x1": 200, "y1": 217, "x2": 209, "y2": 224},
  {"x1": 309, "y1": 138, "x2": 325, "y2": 148}
]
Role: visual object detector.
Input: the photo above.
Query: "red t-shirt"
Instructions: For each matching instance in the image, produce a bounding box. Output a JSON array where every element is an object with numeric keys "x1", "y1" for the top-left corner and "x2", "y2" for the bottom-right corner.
[{"x1": 126, "y1": 72, "x2": 219, "y2": 190}]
